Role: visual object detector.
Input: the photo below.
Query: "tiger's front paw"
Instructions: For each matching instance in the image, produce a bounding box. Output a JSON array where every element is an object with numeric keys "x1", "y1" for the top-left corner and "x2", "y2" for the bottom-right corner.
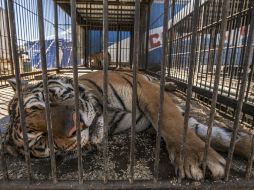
[{"x1": 172, "y1": 145, "x2": 225, "y2": 180}]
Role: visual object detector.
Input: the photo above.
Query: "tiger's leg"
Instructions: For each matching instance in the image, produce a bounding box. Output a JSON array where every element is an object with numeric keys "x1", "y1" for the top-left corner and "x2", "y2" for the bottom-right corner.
[
  {"x1": 138, "y1": 79, "x2": 225, "y2": 180},
  {"x1": 188, "y1": 117, "x2": 253, "y2": 161}
]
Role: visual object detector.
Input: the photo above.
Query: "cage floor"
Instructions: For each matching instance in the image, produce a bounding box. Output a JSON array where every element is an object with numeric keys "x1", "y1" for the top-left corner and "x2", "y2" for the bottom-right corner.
[{"x1": 0, "y1": 73, "x2": 252, "y2": 187}]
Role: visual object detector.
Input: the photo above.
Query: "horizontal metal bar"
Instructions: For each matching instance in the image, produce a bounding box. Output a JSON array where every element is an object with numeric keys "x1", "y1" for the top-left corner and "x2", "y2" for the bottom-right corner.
[
  {"x1": 2, "y1": 179, "x2": 254, "y2": 190},
  {"x1": 0, "y1": 69, "x2": 59, "y2": 81},
  {"x1": 57, "y1": 0, "x2": 137, "y2": 6},
  {"x1": 78, "y1": 27, "x2": 133, "y2": 31},
  {"x1": 77, "y1": 7, "x2": 135, "y2": 12},
  {"x1": 79, "y1": 23, "x2": 134, "y2": 29},
  {"x1": 79, "y1": 12, "x2": 134, "y2": 17}
]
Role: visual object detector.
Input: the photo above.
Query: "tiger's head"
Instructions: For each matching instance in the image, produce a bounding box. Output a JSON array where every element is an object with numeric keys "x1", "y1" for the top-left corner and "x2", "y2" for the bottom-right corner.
[{"x1": 4, "y1": 76, "x2": 101, "y2": 158}]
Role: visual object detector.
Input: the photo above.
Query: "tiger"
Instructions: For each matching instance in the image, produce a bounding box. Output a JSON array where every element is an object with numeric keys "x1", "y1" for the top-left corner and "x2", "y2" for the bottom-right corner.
[
  {"x1": 88, "y1": 51, "x2": 111, "y2": 70},
  {"x1": 4, "y1": 71, "x2": 253, "y2": 180}
]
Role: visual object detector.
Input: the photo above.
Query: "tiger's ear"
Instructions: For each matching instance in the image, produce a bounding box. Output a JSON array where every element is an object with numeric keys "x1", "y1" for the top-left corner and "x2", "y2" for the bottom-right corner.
[{"x1": 7, "y1": 78, "x2": 28, "y2": 92}]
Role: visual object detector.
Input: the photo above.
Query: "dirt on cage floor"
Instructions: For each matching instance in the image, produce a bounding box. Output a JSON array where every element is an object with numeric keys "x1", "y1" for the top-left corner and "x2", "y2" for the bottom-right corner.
[{"x1": 0, "y1": 81, "x2": 252, "y2": 187}]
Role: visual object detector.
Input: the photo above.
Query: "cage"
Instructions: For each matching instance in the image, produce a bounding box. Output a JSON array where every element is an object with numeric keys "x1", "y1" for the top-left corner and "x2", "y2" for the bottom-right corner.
[{"x1": 0, "y1": 0, "x2": 254, "y2": 189}]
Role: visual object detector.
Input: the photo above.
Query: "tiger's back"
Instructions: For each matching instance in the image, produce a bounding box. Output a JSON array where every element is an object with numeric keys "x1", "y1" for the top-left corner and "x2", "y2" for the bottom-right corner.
[{"x1": 78, "y1": 71, "x2": 152, "y2": 135}]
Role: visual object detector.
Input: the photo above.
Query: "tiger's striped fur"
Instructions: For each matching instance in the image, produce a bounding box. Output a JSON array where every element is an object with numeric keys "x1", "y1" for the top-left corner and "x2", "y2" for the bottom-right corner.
[{"x1": 4, "y1": 71, "x2": 252, "y2": 180}]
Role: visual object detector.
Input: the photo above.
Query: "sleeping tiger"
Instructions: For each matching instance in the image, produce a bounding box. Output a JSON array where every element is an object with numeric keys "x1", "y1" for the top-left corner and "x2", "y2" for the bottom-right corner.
[
  {"x1": 4, "y1": 71, "x2": 253, "y2": 180},
  {"x1": 88, "y1": 51, "x2": 111, "y2": 70}
]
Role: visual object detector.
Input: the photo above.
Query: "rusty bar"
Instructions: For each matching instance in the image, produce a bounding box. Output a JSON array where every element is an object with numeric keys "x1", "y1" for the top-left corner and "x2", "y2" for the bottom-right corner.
[
  {"x1": 0, "y1": 131, "x2": 8, "y2": 180},
  {"x1": 4, "y1": 0, "x2": 13, "y2": 75},
  {"x1": 225, "y1": 3, "x2": 254, "y2": 181},
  {"x1": 116, "y1": 27, "x2": 119, "y2": 68},
  {"x1": 129, "y1": 0, "x2": 140, "y2": 184},
  {"x1": 202, "y1": 0, "x2": 230, "y2": 177},
  {"x1": 70, "y1": 0, "x2": 83, "y2": 184},
  {"x1": 85, "y1": 26, "x2": 88, "y2": 67},
  {"x1": 81, "y1": 27, "x2": 85, "y2": 66},
  {"x1": 178, "y1": 0, "x2": 200, "y2": 182},
  {"x1": 54, "y1": 1, "x2": 60, "y2": 72},
  {"x1": 102, "y1": 0, "x2": 109, "y2": 183},
  {"x1": 7, "y1": 0, "x2": 32, "y2": 181},
  {"x1": 153, "y1": 0, "x2": 169, "y2": 182},
  {"x1": 144, "y1": 2, "x2": 150, "y2": 71},
  {"x1": 246, "y1": 131, "x2": 254, "y2": 179},
  {"x1": 168, "y1": 0, "x2": 175, "y2": 77},
  {"x1": 119, "y1": 31, "x2": 122, "y2": 68},
  {"x1": 129, "y1": 29, "x2": 134, "y2": 68},
  {"x1": 37, "y1": 0, "x2": 57, "y2": 183}
]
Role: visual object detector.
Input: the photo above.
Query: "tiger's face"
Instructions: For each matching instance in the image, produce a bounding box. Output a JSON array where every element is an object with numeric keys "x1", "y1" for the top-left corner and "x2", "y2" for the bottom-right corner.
[{"x1": 5, "y1": 77, "x2": 97, "y2": 158}]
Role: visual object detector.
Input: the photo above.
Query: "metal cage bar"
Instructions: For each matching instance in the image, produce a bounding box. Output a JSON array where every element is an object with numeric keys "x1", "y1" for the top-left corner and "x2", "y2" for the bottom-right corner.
[
  {"x1": 202, "y1": 0, "x2": 230, "y2": 177},
  {"x1": 129, "y1": 0, "x2": 140, "y2": 183},
  {"x1": 178, "y1": 0, "x2": 200, "y2": 181},
  {"x1": 4, "y1": 0, "x2": 13, "y2": 75},
  {"x1": 37, "y1": 0, "x2": 57, "y2": 183},
  {"x1": 70, "y1": 0, "x2": 83, "y2": 184},
  {"x1": 153, "y1": 0, "x2": 169, "y2": 182},
  {"x1": 225, "y1": 2, "x2": 254, "y2": 180},
  {"x1": 0, "y1": 130, "x2": 8, "y2": 181},
  {"x1": 167, "y1": 0, "x2": 175, "y2": 78},
  {"x1": 7, "y1": 0, "x2": 32, "y2": 182},
  {"x1": 102, "y1": 0, "x2": 109, "y2": 183},
  {"x1": 54, "y1": 1, "x2": 60, "y2": 72}
]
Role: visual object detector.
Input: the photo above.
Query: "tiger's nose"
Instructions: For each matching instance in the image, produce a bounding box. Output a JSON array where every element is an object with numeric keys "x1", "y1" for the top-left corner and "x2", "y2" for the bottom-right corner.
[{"x1": 67, "y1": 113, "x2": 85, "y2": 137}]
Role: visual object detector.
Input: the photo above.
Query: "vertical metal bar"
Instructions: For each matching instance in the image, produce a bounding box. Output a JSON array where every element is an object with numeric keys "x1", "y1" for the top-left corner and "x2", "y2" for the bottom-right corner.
[
  {"x1": 245, "y1": 50, "x2": 254, "y2": 102},
  {"x1": 154, "y1": 0, "x2": 169, "y2": 182},
  {"x1": 70, "y1": 0, "x2": 83, "y2": 184},
  {"x1": 54, "y1": 1, "x2": 60, "y2": 72},
  {"x1": 202, "y1": 0, "x2": 230, "y2": 177},
  {"x1": 7, "y1": 0, "x2": 32, "y2": 182},
  {"x1": 85, "y1": 26, "x2": 88, "y2": 67},
  {"x1": 129, "y1": 29, "x2": 134, "y2": 68},
  {"x1": 81, "y1": 27, "x2": 86, "y2": 66},
  {"x1": 139, "y1": 6, "x2": 145, "y2": 69},
  {"x1": 37, "y1": 0, "x2": 57, "y2": 183},
  {"x1": 208, "y1": 0, "x2": 223, "y2": 90},
  {"x1": 100, "y1": 30, "x2": 103, "y2": 52},
  {"x1": 116, "y1": 27, "x2": 119, "y2": 68},
  {"x1": 235, "y1": 16, "x2": 249, "y2": 100},
  {"x1": 4, "y1": 0, "x2": 13, "y2": 75},
  {"x1": 168, "y1": 0, "x2": 175, "y2": 78},
  {"x1": 246, "y1": 119, "x2": 254, "y2": 179},
  {"x1": 225, "y1": 3, "x2": 254, "y2": 181},
  {"x1": 119, "y1": 30, "x2": 122, "y2": 68},
  {"x1": 0, "y1": 131, "x2": 8, "y2": 180},
  {"x1": 129, "y1": 0, "x2": 140, "y2": 183},
  {"x1": 178, "y1": 0, "x2": 199, "y2": 181},
  {"x1": 144, "y1": 3, "x2": 150, "y2": 71},
  {"x1": 102, "y1": 0, "x2": 109, "y2": 183}
]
